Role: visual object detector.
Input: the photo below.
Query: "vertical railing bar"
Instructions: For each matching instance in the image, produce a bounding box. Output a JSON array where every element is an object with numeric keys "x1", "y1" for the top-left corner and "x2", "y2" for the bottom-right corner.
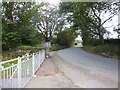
[
  {"x1": 26, "y1": 53, "x2": 29, "y2": 78},
  {"x1": 24, "y1": 61, "x2": 25, "y2": 84},
  {"x1": 32, "y1": 53, "x2": 35, "y2": 76},
  {"x1": 7, "y1": 69, "x2": 8, "y2": 80},
  {"x1": 3, "y1": 70, "x2": 5, "y2": 88},
  {"x1": 9, "y1": 68, "x2": 11, "y2": 88},
  {"x1": 18, "y1": 57, "x2": 22, "y2": 88},
  {"x1": 15, "y1": 68, "x2": 17, "y2": 88}
]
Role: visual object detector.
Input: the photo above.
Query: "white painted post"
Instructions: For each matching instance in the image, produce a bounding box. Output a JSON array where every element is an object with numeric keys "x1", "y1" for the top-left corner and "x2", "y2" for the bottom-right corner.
[
  {"x1": 18, "y1": 57, "x2": 22, "y2": 88},
  {"x1": 32, "y1": 53, "x2": 35, "y2": 76},
  {"x1": 26, "y1": 53, "x2": 29, "y2": 60},
  {"x1": 43, "y1": 50, "x2": 45, "y2": 60},
  {"x1": 39, "y1": 51, "x2": 41, "y2": 64},
  {"x1": 26, "y1": 53, "x2": 30, "y2": 75},
  {"x1": 42, "y1": 50, "x2": 45, "y2": 62}
]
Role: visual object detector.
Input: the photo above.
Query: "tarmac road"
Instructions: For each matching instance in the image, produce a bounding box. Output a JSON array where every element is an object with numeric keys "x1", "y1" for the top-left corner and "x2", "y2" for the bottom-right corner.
[{"x1": 55, "y1": 47, "x2": 118, "y2": 88}]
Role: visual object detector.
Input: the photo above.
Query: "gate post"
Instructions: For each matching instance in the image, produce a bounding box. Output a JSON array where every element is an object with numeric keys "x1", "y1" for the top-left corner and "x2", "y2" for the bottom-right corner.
[
  {"x1": 32, "y1": 53, "x2": 35, "y2": 75},
  {"x1": 18, "y1": 57, "x2": 22, "y2": 88}
]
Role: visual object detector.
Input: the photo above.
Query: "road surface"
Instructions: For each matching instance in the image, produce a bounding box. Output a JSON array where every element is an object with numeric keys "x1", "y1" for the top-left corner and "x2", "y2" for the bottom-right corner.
[{"x1": 54, "y1": 47, "x2": 118, "y2": 88}]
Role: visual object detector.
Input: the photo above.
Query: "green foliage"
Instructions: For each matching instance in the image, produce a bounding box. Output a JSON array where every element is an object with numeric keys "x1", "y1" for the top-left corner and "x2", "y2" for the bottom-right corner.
[
  {"x1": 50, "y1": 44, "x2": 67, "y2": 51},
  {"x1": 2, "y1": 2, "x2": 44, "y2": 50},
  {"x1": 36, "y1": 3, "x2": 65, "y2": 42},
  {"x1": 2, "y1": 60, "x2": 18, "y2": 68},
  {"x1": 59, "y1": 2, "x2": 119, "y2": 45},
  {"x1": 2, "y1": 45, "x2": 42, "y2": 61},
  {"x1": 83, "y1": 44, "x2": 119, "y2": 58},
  {"x1": 2, "y1": 32, "x2": 21, "y2": 50},
  {"x1": 74, "y1": 41, "x2": 83, "y2": 47},
  {"x1": 57, "y1": 28, "x2": 76, "y2": 47},
  {"x1": 74, "y1": 42, "x2": 78, "y2": 46}
]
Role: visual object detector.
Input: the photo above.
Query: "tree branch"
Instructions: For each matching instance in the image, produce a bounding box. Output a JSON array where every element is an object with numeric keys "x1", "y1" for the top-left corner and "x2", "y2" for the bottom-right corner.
[{"x1": 102, "y1": 12, "x2": 118, "y2": 25}]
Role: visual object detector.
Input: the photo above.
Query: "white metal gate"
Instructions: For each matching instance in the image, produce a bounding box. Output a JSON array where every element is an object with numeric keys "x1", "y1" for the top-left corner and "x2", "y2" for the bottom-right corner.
[{"x1": 0, "y1": 50, "x2": 45, "y2": 89}]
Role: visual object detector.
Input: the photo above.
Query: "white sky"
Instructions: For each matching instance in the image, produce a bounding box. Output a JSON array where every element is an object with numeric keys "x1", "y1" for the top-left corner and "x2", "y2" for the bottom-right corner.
[
  {"x1": 35, "y1": 0, "x2": 61, "y2": 5},
  {"x1": 102, "y1": 13, "x2": 118, "y2": 39},
  {"x1": 36, "y1": 0, "x2": 118, "y2": 40}
]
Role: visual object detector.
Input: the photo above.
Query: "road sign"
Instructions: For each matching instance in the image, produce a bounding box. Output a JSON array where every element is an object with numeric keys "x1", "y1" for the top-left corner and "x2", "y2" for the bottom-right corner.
[{"x1": 42, "y1": 42, "x2": 51, "y2": 48}]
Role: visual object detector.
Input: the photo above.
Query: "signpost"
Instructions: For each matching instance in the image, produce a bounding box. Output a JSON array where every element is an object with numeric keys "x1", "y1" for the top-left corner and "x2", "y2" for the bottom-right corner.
[{"x1": 42, "y1": 42, "x2": 51, "y2": 58}]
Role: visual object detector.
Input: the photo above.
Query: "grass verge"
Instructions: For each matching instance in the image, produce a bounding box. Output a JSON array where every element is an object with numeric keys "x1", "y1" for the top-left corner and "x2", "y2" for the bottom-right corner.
[
  {"x1": 2, "y1": 45, "x2": 43, "y2": 61},
  {"x1": 83, "y1": 44, "x2": 119, "y2": 59},
  {"x1": 50, "y1": 44, "x2": 68, "y2": 51}
]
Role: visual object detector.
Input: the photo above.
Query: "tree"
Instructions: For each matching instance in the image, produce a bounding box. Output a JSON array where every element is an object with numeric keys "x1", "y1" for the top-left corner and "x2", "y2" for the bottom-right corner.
[
  {"x1": 2, "y1": 2, "x2": 20, "y2": 50},
  {"x1": 2, "y1": 2, "x2": 14, "y2": 32},
  {"x1": 2, "y1": 2, "x2": 44, "y2": 50},
  {"x1": 57, "y1": 28, "x2": 77, "y2": 47},
  {"x1": 113, "y1": 24, "x2": 120, "y2": 39},
  {"x1": 36, "y1": 3, "x2": 64, "y2": 42},
  {"x1": 14, "y1": 2, "x2": 42, "y2": 45},
  {"x1": 59, "y1": 1, "x2": 120, "y2": 45}
]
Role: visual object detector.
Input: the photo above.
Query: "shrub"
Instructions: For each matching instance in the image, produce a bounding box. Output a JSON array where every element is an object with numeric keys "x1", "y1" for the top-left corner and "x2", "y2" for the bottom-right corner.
[
  {"x1": 2, "y1": 45, "x2": 43, "y2": 61},
  {"x1": 50, "y1": 44, "x2": 67, "y2": 51},
  {"x1": 74, "y1": 42, "x2": 78, "y2": 46},
  {"x1": 57, "y1": 30, "x2": 76, "y2": 47},
  {"x1": 2, "y1": 32, "x2": 21, "y2": 51},
  {"x1": 83, "y1": 44, "x2": 119, "y2": 58}
]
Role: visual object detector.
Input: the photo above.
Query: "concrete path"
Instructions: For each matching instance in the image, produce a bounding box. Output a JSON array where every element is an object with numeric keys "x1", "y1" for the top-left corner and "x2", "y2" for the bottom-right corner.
[
  {"x1": 24, "y1": 57, "x2": 78, "y2": 88},
  {"x1": 54, "y1": 47, "x2": 118, "y2": 88}
]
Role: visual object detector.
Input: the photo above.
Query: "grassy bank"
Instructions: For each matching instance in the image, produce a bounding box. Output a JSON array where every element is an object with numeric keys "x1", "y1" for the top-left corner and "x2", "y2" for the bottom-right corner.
[
  {"x1": 83, "y1": 44, "x2": 119, "y2": 59},
  {"x1": 2, "y1": 45, "x2": 43, "y2": 61},
  {"x1": 74, "y1": 42, "x2": 83, "y2": 47},
  {"x1": 50, "y1": 44, "x2": 68, "y2": 51},
  {"x1": 1, "y1": 44, "x2": 68, "y2": 61}
]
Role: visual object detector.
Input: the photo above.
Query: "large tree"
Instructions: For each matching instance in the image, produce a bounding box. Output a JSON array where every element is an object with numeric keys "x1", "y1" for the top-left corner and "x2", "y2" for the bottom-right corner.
[
  {"x1": 2, "y1": 2, "x2": 44, "y2": 50},
  {"x1": 59, "y1": 1, "x2": 120, "y2": 45},
  {"x1": 36, "y1": 3, "x2": 65, "y2": 42}
]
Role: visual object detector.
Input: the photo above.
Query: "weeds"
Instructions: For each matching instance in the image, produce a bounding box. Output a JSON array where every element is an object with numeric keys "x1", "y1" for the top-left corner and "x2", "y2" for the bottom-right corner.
[
  {"x1": 83, "y1": 44, "x2": 119, "y2": 59},
  {"x1": 2, "y1": 45, "x2": 43, "y2": 61}
]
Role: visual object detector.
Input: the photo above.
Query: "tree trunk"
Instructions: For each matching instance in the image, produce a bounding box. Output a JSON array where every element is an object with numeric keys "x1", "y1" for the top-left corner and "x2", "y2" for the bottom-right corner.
[
  {"x1": 99, "y1": 34, "x2": 104, "y2": 45},
  {"x1": 4, "y1": 2, "x2": 14, "y2": 32}
]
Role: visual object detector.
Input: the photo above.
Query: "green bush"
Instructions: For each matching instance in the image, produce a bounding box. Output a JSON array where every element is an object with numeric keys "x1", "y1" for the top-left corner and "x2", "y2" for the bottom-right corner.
[
  {"x1": 2, "y1": 45, "x2": 43, "y2": 61},
  {"x1": 83, "y1": 44, "x2": 119, "y2": 58},
  {"x1": 50, "y1": 44, "x2": 67, "y2": 51},
  {"x1": 2, "y1": 32, "x2": 21, "y2": 51},
  {"x1": 57, "y1": 30, "x2": 76, "y2": 47}
]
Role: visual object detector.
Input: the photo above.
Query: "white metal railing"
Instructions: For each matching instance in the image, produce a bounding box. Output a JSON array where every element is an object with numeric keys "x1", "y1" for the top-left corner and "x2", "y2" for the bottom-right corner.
[{"x1": 0, "y1": 50, "x2": 45, "y2": 89}]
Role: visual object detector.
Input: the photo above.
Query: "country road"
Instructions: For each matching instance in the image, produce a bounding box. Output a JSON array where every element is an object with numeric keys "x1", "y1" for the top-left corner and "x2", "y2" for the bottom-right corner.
[{"x1": 54, "y1": 47, "x2": 118, "y2": 88}]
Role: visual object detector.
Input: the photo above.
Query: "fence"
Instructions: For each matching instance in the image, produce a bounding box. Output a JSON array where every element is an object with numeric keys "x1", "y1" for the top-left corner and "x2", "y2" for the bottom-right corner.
[{"x1": 0, "y1": 50, "x2": 45, "y2": 89}]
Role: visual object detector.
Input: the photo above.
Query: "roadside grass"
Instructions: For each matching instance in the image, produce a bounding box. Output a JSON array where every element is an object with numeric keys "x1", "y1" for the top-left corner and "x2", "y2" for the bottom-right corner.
[
  {"x1": 83, "y1": 44, "x2": 119, "y2": 59},
  {"x1": 2, "y1": 45, "x2": 43, "y2": 61},
  {"x1": 50, "y1": 44, "x2": 68, "y2": 51},
  {"x1": 1, "y1": 45, "x2": 43, "y2": 74},
  {"x1": 1, "y1": 44, "x2": 67, "y2": 68},
  {"x1": 74, "y1": 42, "x2": 83, "y2": 47},
  {"x1": 50, "y1": 42, "x2": 83, "y2": 51}
]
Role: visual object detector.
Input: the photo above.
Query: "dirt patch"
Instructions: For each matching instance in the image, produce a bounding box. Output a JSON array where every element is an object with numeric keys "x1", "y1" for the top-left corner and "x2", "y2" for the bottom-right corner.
[
  {"x1": 35, "y1": 57, "x2": 62, "y2": 76},
  {"x1": 25, "y1": 54, "x2": 79, "y2": 88}
]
